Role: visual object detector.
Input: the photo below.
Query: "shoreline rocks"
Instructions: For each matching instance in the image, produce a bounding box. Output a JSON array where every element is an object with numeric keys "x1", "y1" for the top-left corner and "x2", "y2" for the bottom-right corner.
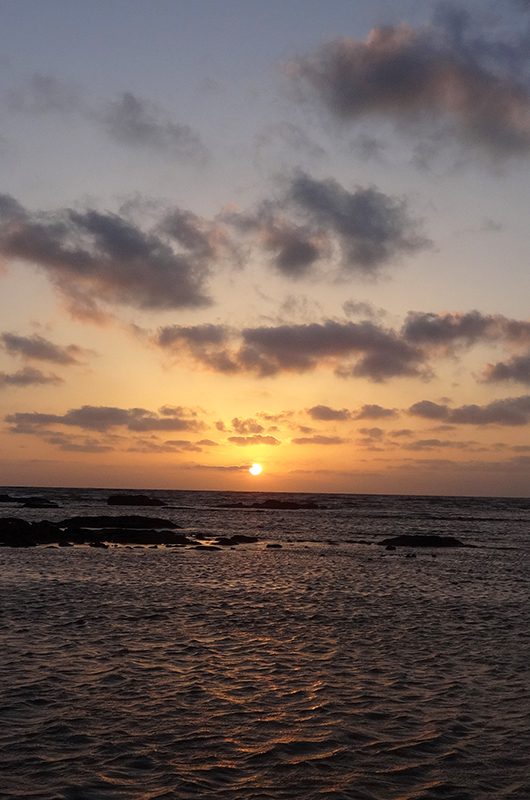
[{"x1": 379, "y1": 534, "x2": 468, "y2": 548}]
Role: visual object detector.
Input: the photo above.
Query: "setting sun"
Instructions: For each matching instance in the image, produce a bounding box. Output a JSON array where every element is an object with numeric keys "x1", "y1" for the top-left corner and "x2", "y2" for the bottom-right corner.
[{"x1": 249, "y1": 463, "x2": 263, "y2": 476}]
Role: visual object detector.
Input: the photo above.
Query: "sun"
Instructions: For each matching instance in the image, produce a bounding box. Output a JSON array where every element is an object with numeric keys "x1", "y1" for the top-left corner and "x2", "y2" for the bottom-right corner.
[{"x1": 249, "y1": 462, "x2": 263, "y2": 476}]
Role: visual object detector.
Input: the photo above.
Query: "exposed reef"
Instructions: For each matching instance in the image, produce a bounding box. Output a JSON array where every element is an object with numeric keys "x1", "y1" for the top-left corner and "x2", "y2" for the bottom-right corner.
[
  {"x1": 107, "y1": 494, "x2": 166, "y2": 507},
  {"x1": 379, "y1": 534, "x2": 468, "y2": 548}
]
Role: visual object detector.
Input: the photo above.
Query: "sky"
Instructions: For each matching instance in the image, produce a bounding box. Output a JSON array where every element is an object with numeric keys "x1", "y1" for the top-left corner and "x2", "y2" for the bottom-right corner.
[{"x1": 1, "y1": 0, "x2": 530, "y2": 496}]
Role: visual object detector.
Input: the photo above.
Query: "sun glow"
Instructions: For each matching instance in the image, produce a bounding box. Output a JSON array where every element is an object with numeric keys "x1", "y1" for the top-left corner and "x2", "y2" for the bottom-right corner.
[{"x1": 249, "y1": 463, "x2": 263, "y2": 476}]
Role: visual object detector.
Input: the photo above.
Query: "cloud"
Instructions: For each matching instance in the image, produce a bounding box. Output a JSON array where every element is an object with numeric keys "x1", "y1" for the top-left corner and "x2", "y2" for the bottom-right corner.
[
  {"x1": 226, "y1": 170, "x2": 427, "y2": 278},
  {"x1": 409, "y1": 395, "x2": 530, "y2": 425},
  {"x1": 483, "y1": 351, "x2": 530, "y2": 385},
  {"x1": 307, "y1": 404, "x2": 351, "y2": 421},
  {"x1": 286, "y1": 171, "x2": 428, "y2": 273},
  {"x1": 6, "y1": 73, "x2": 82, "y2": 114},
  {"x1": 292, "y1": 435, "x2": 346, "y2": 445},
  {"x1": 289, "y1": 14, "x2": 530, "y2": 158},
  {"x1": 354, "y1": 403, "x2": 398, "y2": 419},
  {"x1": 156, "y1": 319, "x2": 426, "y2": 381},
  {"x1": 100, "y1": 92, "x2": 208, "y2": 162},
  {"x1": 402, "y1": 311, "x2": 530, "y2": 350},
  {"x1": 255, "y1": 122, "x2": 325, "y2": 161},
  {"x1": 0, "y1": 194, "x2": 217, "y2": 316},
  {"x1": 1, "y1": 332, "x2": 92, "y2": 364},
  {"x1": 6, "y1": 404, "x2": 203, "y2": 434},
  {"x1": 227, "y1": 434, "x2": 281, "y2": 446},
  {"x1": 231, "y1": 417, "x2": 264, "y2": 434},
  {"x1": 0, "y1": 367, "x2": 62, "y2": 387},
  {"x1": 403, "y1": 438, "x2": 478, "y2": 451}
]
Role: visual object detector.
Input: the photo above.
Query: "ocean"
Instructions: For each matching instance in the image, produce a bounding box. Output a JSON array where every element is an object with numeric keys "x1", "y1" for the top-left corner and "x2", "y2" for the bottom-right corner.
[{"x1": 1, "y1": 488, "x2": 529, "y2": 799}]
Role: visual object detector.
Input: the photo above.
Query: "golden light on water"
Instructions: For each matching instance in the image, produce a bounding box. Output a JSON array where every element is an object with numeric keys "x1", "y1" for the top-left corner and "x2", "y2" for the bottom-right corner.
[{"x1": 249, "y1": 463, "x2": 263, "y2": 476}]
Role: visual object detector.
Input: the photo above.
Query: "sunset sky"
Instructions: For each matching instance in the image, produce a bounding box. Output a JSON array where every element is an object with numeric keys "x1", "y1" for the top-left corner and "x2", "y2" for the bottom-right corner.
[{"x1": 1, "y1": 0, "x2": 530, "y2": 495}]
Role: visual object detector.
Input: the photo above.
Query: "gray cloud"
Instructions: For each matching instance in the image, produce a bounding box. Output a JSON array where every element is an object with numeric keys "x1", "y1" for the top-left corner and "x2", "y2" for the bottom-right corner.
[
  {"x1": 156, "y1": 319, "x2": 426, "y2": 381},
  {"x1": 226, "y1": 170, "x2": 427, "y2": 279},
  {"x1": 227, "y1": 434, "x2": 281, "y2": 446},
  {"x1": 287, "y1": 172, "x2": 428, "y2": 274},
  {"x1": 292, "y1": 435, "x2": 346, "y2": 445},
  {"x1": 354, "y1": 403, "x2": 398, "y2": 419},
  {"x1": 6, "y1": 74, "x2": 82, "y2": 114},
  {"x1": 409, "y1": 395, "x2": 530, "y2": 425},
  {"x1": 0, "y1": 194, "x2": 217, "y2": 316},
  {"x1": 307, "y1": 404, "x2": 351, "y2": 421},
  {"x1": 402, "y1": 311, "x2": 530, "y2": 350},
  {"x1": 100, "y1": 92, "x2": 207, "y2": 161},
  {"x1": 290, "y1": 14, "x2": 530, "y2": 158},
  {"x1": 0, "y1": 367, "x2": 62, "y2": 388},
  {"x1": 483, "y1": 351, "x2": 530, "y2": 385},
  {"x1": 1, "y1": 332, "x2": 92, "y2": 365},
  {"x1": 231, "y1": 417, "x2": 265, "y2": 434},
  {"x1": 6, "y1": 404, "x2": 203, "y2": 434}
]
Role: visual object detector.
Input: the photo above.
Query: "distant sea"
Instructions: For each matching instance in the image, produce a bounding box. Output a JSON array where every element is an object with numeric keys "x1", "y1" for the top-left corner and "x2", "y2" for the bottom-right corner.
[{"x1": 1, "y1": 488, "x2": 529, "y2": 799}]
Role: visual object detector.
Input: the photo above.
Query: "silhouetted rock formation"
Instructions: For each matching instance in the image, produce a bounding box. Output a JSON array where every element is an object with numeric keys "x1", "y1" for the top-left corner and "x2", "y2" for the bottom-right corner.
[
  {"x1": 58, "y1": 515, "x2": 178, "y2": 529},
  {"x1": 0, "y1": 494, "x2": 16, "y2": 502},
  {"x1": 379, "y1": 534, "x2": 467, "y2": 548},
  {"x1": 20, "y1": 497, "x2": 60, "y2": 509},
  {"x1": 107, "y1": 494, "x2": 166, "y2": 507},
  {"x1": 0, "y1": 516, "x2": 190, "y2": 547},
  {"x1": 215, "y1": 534, "x2": 259, "y2": 546}
]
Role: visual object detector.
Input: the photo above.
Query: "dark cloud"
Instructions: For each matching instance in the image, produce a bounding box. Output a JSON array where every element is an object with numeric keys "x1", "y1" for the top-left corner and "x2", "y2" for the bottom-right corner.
[
  {"x1": 255, "y1": 122, "x2": 325, "y2": 161},
  {"x1": 231, "y1": 417, "x2": 264, "y2": 434},
  {"x1": 290, "y1": 15, "x2": 530, "y2": 158},
  {"x1": 307, "y1": 404, "x2": 351, "y2": 421},
  {"x1": 0, "y1": 194, "x2": 216, "y2": 316},
  {"x1": 6, "y1": 74, "x2": 81, "y2": 114},
  {"x1": 287, "y1": 172, "x2": 427, "y2": 274},
  {"x1": 100, "y1": 92, "x2": 207, "y2": 162},
  {"x1": 227, "y1": 434, "x2": 281, "y2": 446},
  {"x1": 156, "y1": 319, "x2": 426, "y2": 381},
  {"x1": 409, "y1": 395, "x2": 530, "y2": 425},
  {"x1": 45, "y1": 432, "x2": 113, "y2": 453},
  {"x1": 354, "y1": 403, "x2": 398, "y2": 419},
  {"x1": 402, "y1": 311, "x2": 530, "y2": 350},
  {"x1": 0, "y1": 367, "x2": 62, "y2": 387},
  {"x1": 404, "y1": 438, "x2": 478, "y2": 451},
  {"x1": 1, "y1": 332, "x2": 92, "y2": 365},
  {"x1": 226, "y1": 170, "x2": 427, "y2": 279},
  {"x1": 483, "y1": 352, "x2": 530, "y2": 385},
  {"x1": 6, "y1": 404, "x2": 203, "y2": 434},
  {"x1": 292, "y1": 435, "x2": 346, "y2": 445}
]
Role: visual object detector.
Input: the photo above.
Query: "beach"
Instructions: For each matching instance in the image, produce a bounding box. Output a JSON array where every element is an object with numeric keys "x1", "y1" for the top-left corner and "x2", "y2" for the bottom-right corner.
[{"x1": 1, "y1": 489, "x2": 529, "y2": 799}]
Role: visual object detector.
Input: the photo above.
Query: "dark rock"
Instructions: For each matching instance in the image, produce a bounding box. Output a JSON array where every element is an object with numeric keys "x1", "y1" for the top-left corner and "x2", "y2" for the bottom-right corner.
[
  {"x1": 266, "y1": 543, "x2": 282, "y2": 549},
  {"x1": 89, "y1": 541, "x2": 108, "y2": 549},
  {"x1": 379, "y1": 534, "x2": 468, "y2": 548},
  {"x1": 0, "y1": 494, "x2": 16, "y2": 502},
  {"x1": 215, "y1": 534, "x2": 259, "y2": 546},
  {"x1": 58, "y1": 541, "x2": 73, "y2": 547},
  {"x1": 67, "y1": 528, "x2": 192, "y2": 546},
  {"x1": 107, "y1": 494, "x2": 166, "y2": 507},
  {"x1": 194, "y1": 544, "x2": 222, "y2": 551},
  {"x1": 385, "y1": 544, "x2": 396, "y2": 551},
  {"x1": 58, "y1": 515, "x2": 179, "y2": 530},
  {"x1": 20, "y1": 497, "x2": 60, "y2": 509}
]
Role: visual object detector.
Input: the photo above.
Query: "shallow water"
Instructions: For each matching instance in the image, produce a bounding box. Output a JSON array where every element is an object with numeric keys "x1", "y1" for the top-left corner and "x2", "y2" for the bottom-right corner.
[{"x1": 1, "y1": 491, "x2": 529, "y2": 798}]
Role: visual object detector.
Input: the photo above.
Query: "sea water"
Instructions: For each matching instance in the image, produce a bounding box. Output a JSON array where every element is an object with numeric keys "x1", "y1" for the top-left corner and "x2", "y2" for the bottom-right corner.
[{"x1": 1, "y1": 489, "x2": 529, "y2": 799}]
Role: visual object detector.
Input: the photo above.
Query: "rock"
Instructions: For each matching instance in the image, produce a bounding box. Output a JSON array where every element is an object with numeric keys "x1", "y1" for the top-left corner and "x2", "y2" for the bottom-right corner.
[
  {"x1": 379, "y1": 534, "x2": 468, "y2": 548},
  {"x1": 58, "y1": 541, "x2": 73, "y2": 547},
  {"x1": 89, "y1": 541, "x2": 108, "y2": 549},
  {"x1": 385, "y1": 544, "x2": 396, "y2": 551},
  {"x1": 58, "y1": 515, "x2": 179, "y2": 530},
  {"x1": 0, "y1": 494, "x2": 16, "y2": 502},
  {"x1": 215, "y1": 534, "x2": 259, "y2": 546},
  {"x1": 107, "y1": 494, "x2": 166, "y2": 507},
  {"x1": 266, "y1": 543, "x2": 282, "y2": 549},
  {"x1": 66, "y1": 528, "x2": 192, "y2": 546},
  {"x1": 20, "y1": 497, "x2": 60, "y2": 509},
  {"x1": 194, "y1": 544, "x2": 222, "y2": 551}
]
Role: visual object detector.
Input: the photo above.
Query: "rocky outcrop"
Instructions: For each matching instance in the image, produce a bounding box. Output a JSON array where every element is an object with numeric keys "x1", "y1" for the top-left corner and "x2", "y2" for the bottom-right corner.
[
  {"x1": 107, "y1": 494, "x2": 166, "y2": 507},
  {"x1": 379, "y1": 534, "x2": 468, "y2": 548},
  {"x1": 58, "y1": 515, "x2": 179, "y2": 529},
  {"x1": 219, "y1": 499, "x2": 324, "y2": 510}
]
